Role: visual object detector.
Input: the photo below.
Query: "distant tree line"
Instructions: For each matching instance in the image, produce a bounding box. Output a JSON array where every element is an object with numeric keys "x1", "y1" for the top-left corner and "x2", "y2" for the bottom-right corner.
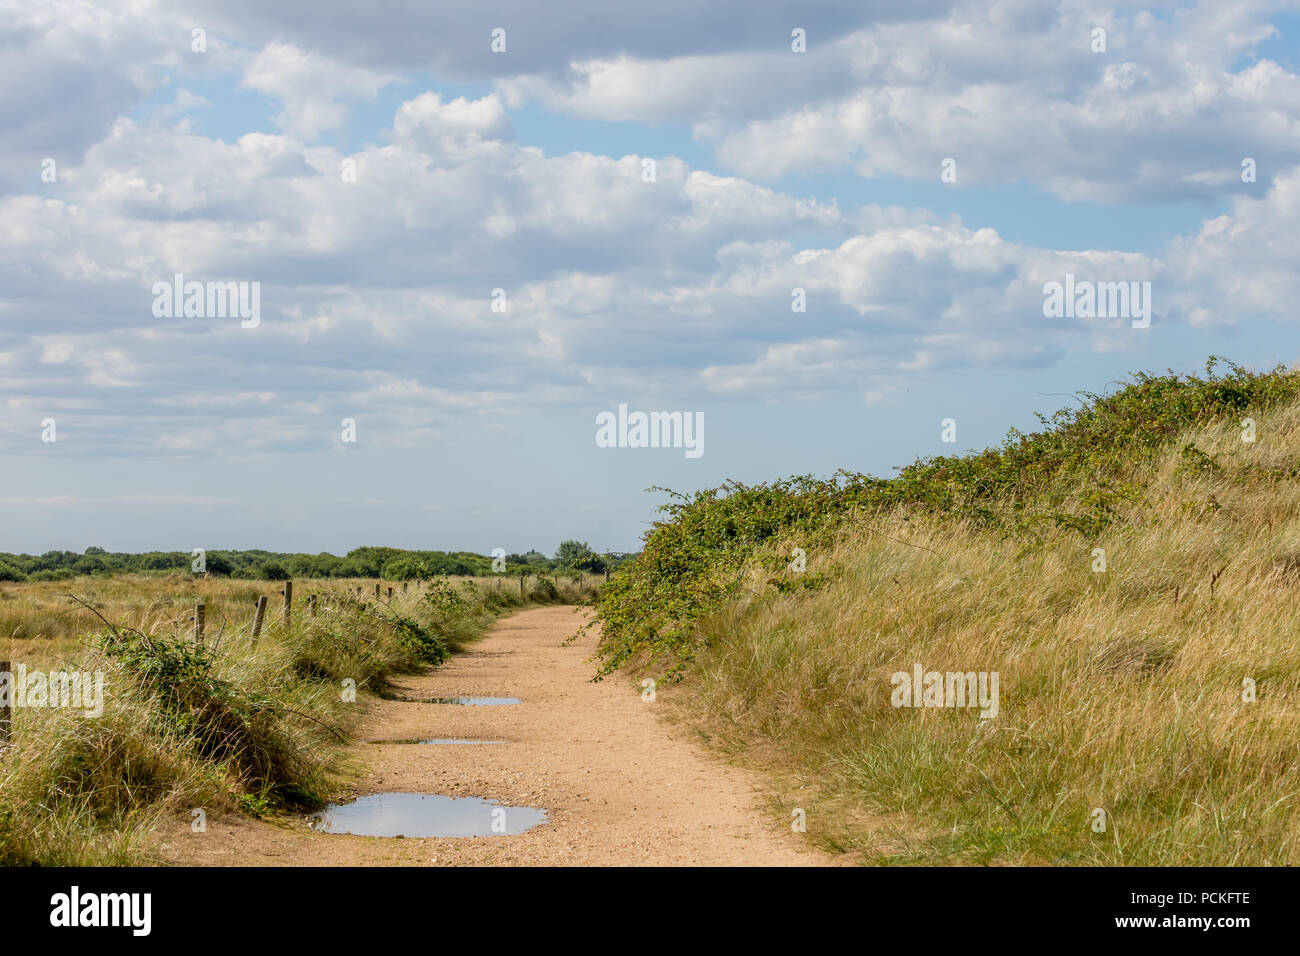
[{"x1": 0, "y1": 541, "x2": 637, "y2": 582}]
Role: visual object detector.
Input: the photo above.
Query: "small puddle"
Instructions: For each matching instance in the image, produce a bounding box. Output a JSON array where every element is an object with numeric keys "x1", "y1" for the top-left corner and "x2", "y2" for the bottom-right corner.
[
  {"x1": 311, "y1": 792, "x2": 548, "y2": 837},
  {"x1": 366, "y1": 738, "x2": 506, "y2": 745},
  {"x1": 399, "y1": 696, "x2": 521, "y2": 706}
]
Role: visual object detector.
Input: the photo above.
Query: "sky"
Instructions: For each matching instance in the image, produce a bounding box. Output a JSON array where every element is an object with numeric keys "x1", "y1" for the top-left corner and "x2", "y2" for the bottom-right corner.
[{"x1": 1, "y1": 0, "x2": 1298, "y2": 557}]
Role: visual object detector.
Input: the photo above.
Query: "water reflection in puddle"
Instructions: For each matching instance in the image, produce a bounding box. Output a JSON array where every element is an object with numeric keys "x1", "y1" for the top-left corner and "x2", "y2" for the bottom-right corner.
[
  {"x1": 366, "y1": 738, "x2": 507, "y2": 745},
  {"x1": 399, "y1": 696, "x2": 521, "y2": 706},
  {"x1": 311, "y1": 792, "x2": 548, "y2": 837}
]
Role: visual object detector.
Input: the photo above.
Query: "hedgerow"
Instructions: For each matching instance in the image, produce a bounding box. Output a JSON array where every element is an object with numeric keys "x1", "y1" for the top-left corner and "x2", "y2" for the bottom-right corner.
[{"x1": 593, "y1": 357, "x2": 1300, "y2": 678}]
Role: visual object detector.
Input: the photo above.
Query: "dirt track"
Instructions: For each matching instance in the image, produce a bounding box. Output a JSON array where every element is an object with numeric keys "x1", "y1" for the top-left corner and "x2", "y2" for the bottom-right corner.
[{"x1": 159, "y1": 605, "x2": 829, "y2": 866}]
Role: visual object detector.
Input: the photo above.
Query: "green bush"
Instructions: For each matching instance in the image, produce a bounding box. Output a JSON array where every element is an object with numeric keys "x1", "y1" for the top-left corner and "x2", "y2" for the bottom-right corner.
[
  {"x1": 593, "y1": 358, "x2": 1300, "y2": 679},
  {"x1": 27, "y1": 569, "x2": 76, "y2": 582},
  {"x1": 96, "y1": 625, "x2": 315, "y2": 801},
  {"x1": 256, "y1": 562, "x2": 290, "y2": 581},
  {"x1": 382, "y1": 555, "x2": 431, "y2": 580}
]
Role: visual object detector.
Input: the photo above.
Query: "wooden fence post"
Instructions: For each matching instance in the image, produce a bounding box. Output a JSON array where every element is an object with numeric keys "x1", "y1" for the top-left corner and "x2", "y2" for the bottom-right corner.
[
  {"x1": 374, "y1": 582, "x2": 380, "y2": 598},
  {"x1": 282, "y1": 581, "x2": 293, "y2": 631},
  {"x1": 251, "y1": 595, "x2": 267, "y2": 641},
  {"x1": 309, "y1": 594, "x2": 317, "y2": 617},
  {"x1": 0, "y1": 661, "x2": 11, "y2": 749},
  {"x1": 605, "y1": 569, "x2": 610, "y2": 583},
  {"x1": 387, "y1": 586, "x2": 393, "y2": 600},
  {"x1": 520, "y1": 573, "x2": 525, "y2": 596},
  {"x1": 193, "y1": 601, "x2": 205, "y2": 643},
  {"x1": 403, "y1": 581, "x2": 408, "y2": 593}
]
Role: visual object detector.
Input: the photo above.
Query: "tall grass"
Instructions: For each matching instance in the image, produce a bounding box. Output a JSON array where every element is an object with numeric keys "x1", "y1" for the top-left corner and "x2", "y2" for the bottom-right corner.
[
  {"x1": 0, "y1": 574, "x2": 595, "y2": 865},
  {"x1": 596, "y1": 359, "x2": 1300, "y2": 864}
]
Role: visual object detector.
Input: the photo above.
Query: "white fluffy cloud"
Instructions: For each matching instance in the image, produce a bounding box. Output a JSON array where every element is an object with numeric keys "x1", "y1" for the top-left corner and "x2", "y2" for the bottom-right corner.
[
  {"x1": 3, "y1": 75, "x2": 1294, "y2": 456},
  {"x1": 243, "y1": 42, "x2": 398, "y2": 140},
  {"x1": 1, "y1": 2, "x2": 1298, "y2": 461},
  {"x1": 1162, "y1": 164, "x2": 1300, "y2": 326},
  {"x1": 501, "y1": 0, "x2": 1300, "y2": 202}
]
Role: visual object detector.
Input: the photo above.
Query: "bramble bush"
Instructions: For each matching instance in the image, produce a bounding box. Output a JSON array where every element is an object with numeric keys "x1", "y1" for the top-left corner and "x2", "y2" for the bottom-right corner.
[{"x1": 593, "y1": 358, "x2": 1300, "y2": 678}]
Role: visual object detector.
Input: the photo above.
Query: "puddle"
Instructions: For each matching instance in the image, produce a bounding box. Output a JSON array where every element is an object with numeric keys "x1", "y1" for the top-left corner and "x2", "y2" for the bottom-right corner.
[
  {"x1": 400, "y1": 696, "x2": 521, "y2": 706},
  {"x1": 311, "y1": 792, "x2": 548, "y2": 837},
  {"x1": 366, "y1": 738, "x2": 506, "y2": 745}
]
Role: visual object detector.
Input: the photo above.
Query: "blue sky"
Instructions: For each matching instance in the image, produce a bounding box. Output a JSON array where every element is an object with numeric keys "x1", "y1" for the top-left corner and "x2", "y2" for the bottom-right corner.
[{"x1": 2, "y1": 0, "x2": 1298, "y2": 556}]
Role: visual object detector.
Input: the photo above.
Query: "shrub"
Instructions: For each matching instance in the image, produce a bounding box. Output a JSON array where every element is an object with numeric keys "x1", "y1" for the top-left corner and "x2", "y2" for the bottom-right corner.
[
  {"x1": 256, "y1": 562, "x2": 290, "y2": 581},
  {"x1": 95, "y1": 624, "x2": 315, "y2": 801},
  {"x1": 382, "y1": 555, "x2": 431, "y2": 580},
  {"x1": 593, "y1": 358, "x2": 1300, "y2": 678}
]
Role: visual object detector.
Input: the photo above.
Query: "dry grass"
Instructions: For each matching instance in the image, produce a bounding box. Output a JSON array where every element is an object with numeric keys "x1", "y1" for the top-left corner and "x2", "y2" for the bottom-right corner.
[
  {"x1": 0, "y1": 574, "x2": 596, "y2": 864},
  {"x1": 671, "y1": 401, "x2": 1300, "y2": 865},
  {"x1": 0, "y1": 574, "x2": 587, "y2": 659}
]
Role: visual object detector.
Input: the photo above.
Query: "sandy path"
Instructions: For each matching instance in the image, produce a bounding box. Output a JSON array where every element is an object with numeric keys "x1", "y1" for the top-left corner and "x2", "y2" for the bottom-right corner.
[{"x1": 159, "y1": 605, "x2": 828, "y2": 866}]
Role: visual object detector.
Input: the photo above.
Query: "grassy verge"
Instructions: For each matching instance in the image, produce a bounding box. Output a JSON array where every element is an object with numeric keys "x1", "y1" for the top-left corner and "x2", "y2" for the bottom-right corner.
[
  {"x1": 0, "y1": 574, "x2": 592, "y2": 865},
  {"x1": 595, "y1": 358, "x2": 1300, "y2": 864}
]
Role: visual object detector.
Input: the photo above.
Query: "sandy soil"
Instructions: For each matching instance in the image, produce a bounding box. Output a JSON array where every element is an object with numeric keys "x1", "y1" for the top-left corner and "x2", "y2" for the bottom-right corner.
[{"x1": 158, "y1": 605, "x2": 831, "y2": 866}]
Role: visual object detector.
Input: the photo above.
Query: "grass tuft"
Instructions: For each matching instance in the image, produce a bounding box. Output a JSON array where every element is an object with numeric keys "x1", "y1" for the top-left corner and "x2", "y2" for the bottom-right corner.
[{"x1": 597, "y1": 358, "x2": 1300, "y2": 864}]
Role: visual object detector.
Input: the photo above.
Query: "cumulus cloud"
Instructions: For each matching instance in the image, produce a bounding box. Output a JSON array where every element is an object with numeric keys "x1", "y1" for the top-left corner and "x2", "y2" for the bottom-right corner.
[
  {"x1": 500, "y1": 0, "x2": 1300, "y2": 203},
  {"x1": 0, "y1": 0, "x2": 176, "y2": 194},
  {"x1": 243, "y1": 41, "x2": 398, "y2": 140},
  {"x1": 1163, "y1": 164, "x2": 1300, "y2": 326},
  {"x1": 9, "y1": 0, "x2": 1295, "y2": 204},
  {"x1": 1, "y1": 2, "x2": 1297, "y2": 462}
]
